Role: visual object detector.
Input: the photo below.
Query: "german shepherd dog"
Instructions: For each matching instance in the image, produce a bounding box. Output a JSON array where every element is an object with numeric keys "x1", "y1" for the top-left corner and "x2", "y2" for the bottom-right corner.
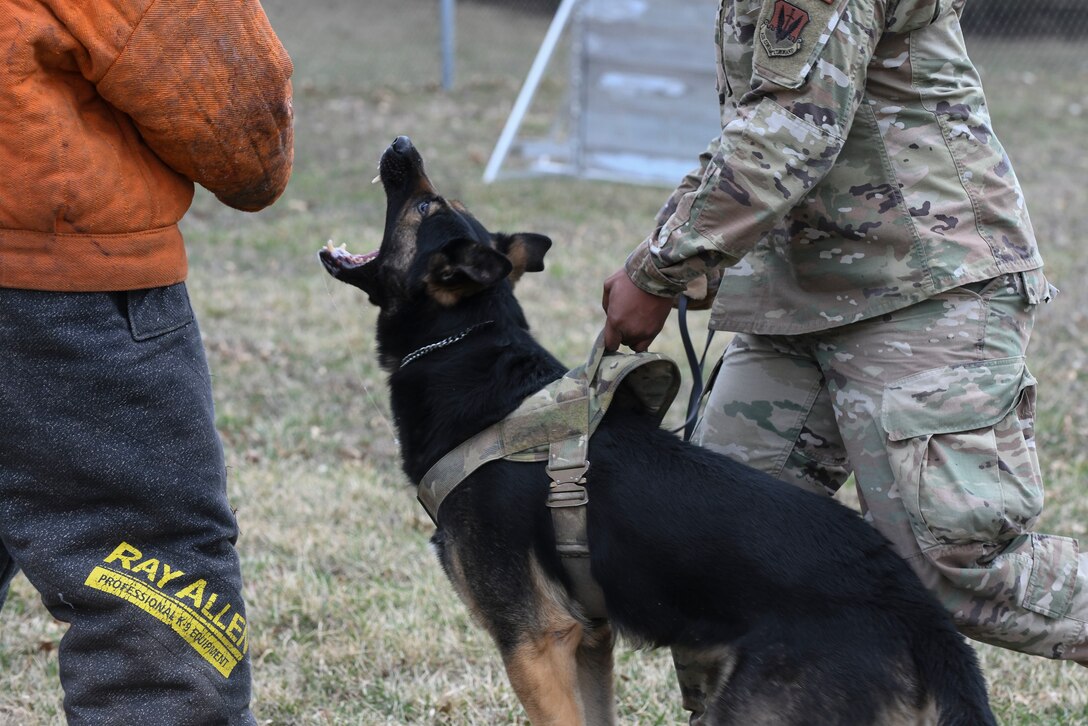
[{"x1": 320, "y1": 136, "x2": 996, "y2": 726}]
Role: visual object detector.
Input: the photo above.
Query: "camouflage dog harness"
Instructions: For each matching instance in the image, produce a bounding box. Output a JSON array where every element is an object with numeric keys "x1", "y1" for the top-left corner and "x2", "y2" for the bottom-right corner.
[{"x1": 417, "y1": 330, "x2": 681, "y2": 618}]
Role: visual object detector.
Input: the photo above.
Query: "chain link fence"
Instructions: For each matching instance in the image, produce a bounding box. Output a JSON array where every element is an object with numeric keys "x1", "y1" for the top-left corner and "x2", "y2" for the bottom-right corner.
[
  {"x1": 467, "y1": 0, "x2": 1088, "y2": 35},
  {"x1": 961, "y1": 0, "x2": 1084, "y2": 37},
  {"x1": 430, "y1": 0, "x2": 1088, "y2": 86},
  {"x1": 274, "y1": 0, "x2": 1087, "y2": 183},
  {"x1": 279, "y1": 0, "x2": 1088, "y2": 104},
  {"x1": 961, "y1": 0, "x2": 1088, "y2": 83},
  {"x1": 478, "y1": 1, "x2": 1083, "y2": 184}
]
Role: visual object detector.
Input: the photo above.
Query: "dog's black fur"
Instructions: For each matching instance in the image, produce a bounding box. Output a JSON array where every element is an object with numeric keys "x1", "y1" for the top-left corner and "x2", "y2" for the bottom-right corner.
[{"x1": 320, "y1": 136, "x2": 997, "y2": 726}]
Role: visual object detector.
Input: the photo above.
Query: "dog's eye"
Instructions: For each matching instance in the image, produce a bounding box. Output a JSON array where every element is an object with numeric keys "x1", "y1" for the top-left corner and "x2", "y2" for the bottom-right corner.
[{"x1": 417, "y1": 200, "x2": 430, "y2": 215}]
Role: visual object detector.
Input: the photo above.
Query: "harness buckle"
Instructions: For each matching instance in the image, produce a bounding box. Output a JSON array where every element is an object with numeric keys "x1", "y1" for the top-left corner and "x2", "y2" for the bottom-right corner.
[{"x1": 546, "y1": 462, "x2": 589, "y2": 508}]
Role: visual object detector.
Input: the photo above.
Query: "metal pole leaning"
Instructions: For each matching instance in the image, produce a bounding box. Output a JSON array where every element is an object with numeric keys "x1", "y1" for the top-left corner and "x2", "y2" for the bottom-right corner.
[
  {"x1": 441, "y1": 0, "x2": 456, "y2": 91},
  {"x1": 482, "y1": 0, "x2": 580, "y2": 183}
]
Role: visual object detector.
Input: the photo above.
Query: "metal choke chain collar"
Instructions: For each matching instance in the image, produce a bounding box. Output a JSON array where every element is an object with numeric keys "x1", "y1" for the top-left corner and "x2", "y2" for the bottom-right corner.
[{"x1": 399, "y1": 321, "x2": 495, "y2": 369}]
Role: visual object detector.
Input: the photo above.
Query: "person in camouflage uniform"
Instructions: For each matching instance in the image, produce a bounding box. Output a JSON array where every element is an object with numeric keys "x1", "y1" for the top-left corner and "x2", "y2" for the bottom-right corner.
[{"x1": 600, "y1": 0, "x2": 1086, "y2": 719}]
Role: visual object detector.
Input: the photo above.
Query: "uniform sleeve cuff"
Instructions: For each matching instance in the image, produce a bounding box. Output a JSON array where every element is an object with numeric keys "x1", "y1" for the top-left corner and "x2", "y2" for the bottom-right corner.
[{"x1": 624, "y1": 240, "x2": 685, "y2": 298}]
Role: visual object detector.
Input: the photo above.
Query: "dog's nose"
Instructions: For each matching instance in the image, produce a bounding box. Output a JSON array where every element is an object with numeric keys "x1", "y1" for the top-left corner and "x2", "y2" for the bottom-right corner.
[{"x1": 391, "y1": 136, "x2": 413, "y2": 154}]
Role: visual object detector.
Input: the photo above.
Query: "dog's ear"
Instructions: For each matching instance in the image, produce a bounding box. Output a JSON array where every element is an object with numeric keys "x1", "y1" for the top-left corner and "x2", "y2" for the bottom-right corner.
[
  {"x1": 425, "y1": 238, "x2": 514, "y2": 306},
  {"x1": 492, "y1": 233, "x2": 551, "y2": 284}
]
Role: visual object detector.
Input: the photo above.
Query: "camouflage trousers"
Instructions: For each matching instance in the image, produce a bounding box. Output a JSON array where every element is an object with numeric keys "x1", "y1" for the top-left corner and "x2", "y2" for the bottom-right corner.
[{"x1": 674, "y1": 271, "x2": 1086, "y2": 722}]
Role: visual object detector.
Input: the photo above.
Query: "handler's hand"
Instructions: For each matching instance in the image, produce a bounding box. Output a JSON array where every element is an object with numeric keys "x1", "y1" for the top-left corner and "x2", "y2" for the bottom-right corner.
[{"x1": 601, "y1": 268, "x2": 675, "y2": 352}]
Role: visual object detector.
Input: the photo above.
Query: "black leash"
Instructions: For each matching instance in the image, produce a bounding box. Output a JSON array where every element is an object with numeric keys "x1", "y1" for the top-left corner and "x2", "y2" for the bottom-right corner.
[{"x1": 673, "y1": 295, "x2": 716, "y2": 442}]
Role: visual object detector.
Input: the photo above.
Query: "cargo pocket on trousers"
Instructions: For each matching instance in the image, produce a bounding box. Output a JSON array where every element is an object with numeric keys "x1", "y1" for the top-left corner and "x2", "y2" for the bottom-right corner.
[
  {"x1": 126, "y1": 283, "x2": 195, "y2": 341},
  {"x1": 881, "y1": 356, "x2": 1078, "y2": 618},
  {"x1": 1022, "y1": 534, "x2": 1080, "y2": 619}
]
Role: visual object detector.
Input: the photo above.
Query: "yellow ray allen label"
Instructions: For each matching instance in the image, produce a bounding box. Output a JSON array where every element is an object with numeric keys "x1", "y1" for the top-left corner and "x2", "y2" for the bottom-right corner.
[{"x1": 85, "y1": 542, "x2": 248, "y2": 678}]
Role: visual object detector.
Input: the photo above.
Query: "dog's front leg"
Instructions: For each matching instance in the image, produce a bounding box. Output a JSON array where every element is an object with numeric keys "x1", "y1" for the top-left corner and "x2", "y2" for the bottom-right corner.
[
  {"x1": 502, "y1": 619, "x2": 586, "y2": 726},
  {"x1": 575, "y1": 621, "x2": 617, "y2": 725}
]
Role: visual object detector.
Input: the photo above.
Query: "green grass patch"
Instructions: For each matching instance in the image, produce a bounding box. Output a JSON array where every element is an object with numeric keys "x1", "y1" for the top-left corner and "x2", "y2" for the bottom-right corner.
[{"x1": 2, "y1": 3, "x2": 1086, "y2": 723}]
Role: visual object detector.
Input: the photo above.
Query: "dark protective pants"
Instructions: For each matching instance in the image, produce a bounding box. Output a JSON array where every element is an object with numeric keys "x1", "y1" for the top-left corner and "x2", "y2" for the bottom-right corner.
[{"x1": 0, "y1": 284, "x2": 255, "y2": 725}]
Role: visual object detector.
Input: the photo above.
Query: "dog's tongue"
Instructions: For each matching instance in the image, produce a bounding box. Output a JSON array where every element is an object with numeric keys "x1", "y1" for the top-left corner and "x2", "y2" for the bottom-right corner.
[{"x1": 322, "y1": 241, "x2": 378, "y2": 268}]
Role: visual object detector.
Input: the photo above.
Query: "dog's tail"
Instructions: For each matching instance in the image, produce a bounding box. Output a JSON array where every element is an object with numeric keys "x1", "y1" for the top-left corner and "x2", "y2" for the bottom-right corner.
[{"x1": 912, "y1": 620, "x2": 998, "y2": 726}]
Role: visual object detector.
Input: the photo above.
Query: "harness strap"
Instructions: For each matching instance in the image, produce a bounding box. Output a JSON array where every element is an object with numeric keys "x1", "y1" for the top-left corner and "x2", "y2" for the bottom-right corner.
[
  {"x1": 543, "y1": 366, "x2": 607, "y2": 618},
  {"x1": 416, "y1": 329, "x2": 680, "y2": 620},
  {"x1": 416, "y1": 386, "x2": 588, "y2": 523},
  {"x1": 418, "y1": 330, "x2": 613, "y2": 523}
]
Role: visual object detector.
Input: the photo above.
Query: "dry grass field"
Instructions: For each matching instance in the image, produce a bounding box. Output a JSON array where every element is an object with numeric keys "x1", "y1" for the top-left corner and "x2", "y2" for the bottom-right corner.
[{"x1": 2, "y1": 1, "x2": 1087, "y2": 723}]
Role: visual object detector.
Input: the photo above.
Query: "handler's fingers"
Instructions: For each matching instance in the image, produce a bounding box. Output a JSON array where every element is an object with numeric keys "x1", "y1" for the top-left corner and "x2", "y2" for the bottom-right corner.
[
  {"x1": 602, "y1": 267, "x2": 674, "y2": 352},
  {"x1": 603, "y1": 318, "x2": 621, "y2": 352},
  {"x1": 601, "y1": 268, "x2": 624, "y2": 312},
  {"x1": 601, "y1": 268, "x2": 626, "y2": 351}
]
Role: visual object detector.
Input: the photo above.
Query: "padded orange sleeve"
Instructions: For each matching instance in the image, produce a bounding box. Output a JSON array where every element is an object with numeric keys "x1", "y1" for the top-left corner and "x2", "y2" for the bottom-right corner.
[{"x1": 91, "y1": 0, "x2": 295, "y2": 211}]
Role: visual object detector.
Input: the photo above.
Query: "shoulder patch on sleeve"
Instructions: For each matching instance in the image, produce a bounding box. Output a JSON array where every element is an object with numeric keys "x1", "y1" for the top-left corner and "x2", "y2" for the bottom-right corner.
[
  {"x1": 759, "y1": 0, "x2": 813, "y2": 57},
  {"x1": 754, "y1": 0, "x2": 849, "y2": 88}
]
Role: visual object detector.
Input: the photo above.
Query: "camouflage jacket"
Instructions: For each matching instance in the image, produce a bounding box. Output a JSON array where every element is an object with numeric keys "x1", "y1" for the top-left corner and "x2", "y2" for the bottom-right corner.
[{"x1": 626, "y1": 0, "x2": 1043, "y2": 334}]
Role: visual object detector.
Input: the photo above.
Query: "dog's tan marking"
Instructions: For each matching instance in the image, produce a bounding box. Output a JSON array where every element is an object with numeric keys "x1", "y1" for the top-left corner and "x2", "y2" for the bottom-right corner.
[
  {"x1": 385, "y1": 195, "x2": 447, "y2": 277},
  {"x1": 440, "y1": 543, "x2": 495, "y2": 636},
  {"x1": 878, "y1": 697, "x2": 937, "y2": 726},
  {"x1": 386, "y1": 218, "x2": 421, "y2": 277},
  {"x1": 504, "y1": 241, "x2": 534, "y2": 285},
  {"x1": 417, "y1": 196, "x2": 446, "y2": 218},
  {"x1": 503, "y1": 558, "x2": 617, "y2": 726},
  {"x1": 876, "y1": 662, "x2": 936, "y2": 726},
  {"x1": 672, "y1": 644, "x2": 739, "y2": 719},
  {"x1": 575, "y1": 622, "x2": 617, "y2": 725},
  {"x1": 444, "y1": 542, "x2": 613, "y2": 725},
  {"x1": 424, "y1": 279, "x2": 469, "y2": 307},
  {"x1": 413, "y1": 172, "x2": 437, "y2": 197},
  {"x1": 502, "y1": 608, "x2": 585, "y2": 726}
]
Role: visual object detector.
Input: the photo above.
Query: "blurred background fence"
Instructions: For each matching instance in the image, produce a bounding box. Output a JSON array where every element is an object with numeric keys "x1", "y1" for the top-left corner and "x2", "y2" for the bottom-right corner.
[
  {"x1": 295, "y1": 0, "x2": 1087, "y2": 185},
  {"x1": 409, "y1": 0, "x2": 1088, "y2": 90},
  {"x1": 960, "y1": 0, "x2": 1086, "y2": 37}
]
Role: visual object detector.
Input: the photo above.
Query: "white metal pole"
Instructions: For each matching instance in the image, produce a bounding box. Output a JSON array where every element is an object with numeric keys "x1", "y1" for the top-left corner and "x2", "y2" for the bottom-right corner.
[
  {"x1": 441, "y1": 0, "x2": 455, "y2": 91},
  {"x1": 482, "y1": 0, "x2": 580, "y2": 183}
]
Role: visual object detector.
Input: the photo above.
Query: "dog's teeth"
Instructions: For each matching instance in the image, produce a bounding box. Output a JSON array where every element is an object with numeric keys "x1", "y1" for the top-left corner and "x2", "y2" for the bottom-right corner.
[
  {"x1": 325, "y1": 240, "x2": 335, "y2": 252},
  {"x1": 371, "y1": 174, "x2": 381, "y2": 185}
]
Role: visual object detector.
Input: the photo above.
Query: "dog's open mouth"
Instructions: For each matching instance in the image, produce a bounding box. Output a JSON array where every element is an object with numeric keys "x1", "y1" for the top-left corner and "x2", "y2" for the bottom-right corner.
[{"x1": 319, "y1": 241, "x2": 378, "y2": 278}]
